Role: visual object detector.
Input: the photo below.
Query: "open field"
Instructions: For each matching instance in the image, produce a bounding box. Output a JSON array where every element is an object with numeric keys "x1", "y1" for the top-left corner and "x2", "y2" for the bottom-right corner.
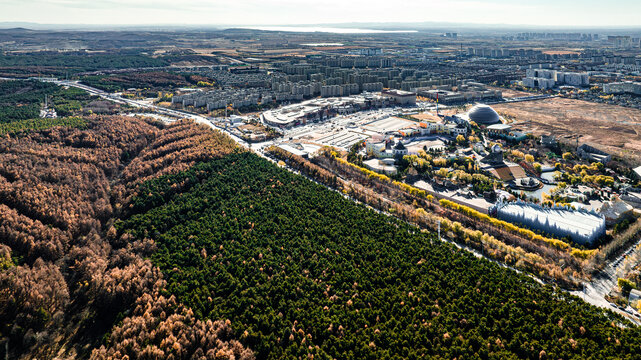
[
  {"x1": 493, "y1": 97, "x2": 641, "y2": 162},
  {"x1": 542, "y1": 50, "x2": 581, "y2": 55},
  {"x1": 489, "y1": 86, "x2": 536, "y2": 98}
]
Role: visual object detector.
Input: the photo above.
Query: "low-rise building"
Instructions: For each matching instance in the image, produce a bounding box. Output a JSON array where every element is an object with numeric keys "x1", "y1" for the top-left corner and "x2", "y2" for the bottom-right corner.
[
  {"x1": 629, "y1": 289, "x2": 641, "y2": 309},
  {"x1": 393, "y1": 141, "x2": 408, "y2": 156},
  {"x1": 487, "y1": 124, "x2": 527, "y2": 141},
  {"x1": 447, "y1": 123, "x2": 468, "y2": 136},
  {"x1": 381, "y1": 89, "x2": 417, "y2": 105},
  {"x1": 366, "y1": 141, "x2": 387, "y2": 157},
  {"x1": 541, "y1": 135, "x2": 557, "y2": 147},
  {"x1": 416, "y1": 112, "x2": 468, "y2": 136},
  {"x1": 599, "y1": 196, "x2": 634, "y2": 225},
  {"x1": 577, "y1": 144, "x2": 611, "y2": 164},
  {"x1": 415, "y1": 81, "x2": 502, "y2": 104},
  {"x1": 277, "y1": 144, "x2": 309, "y2": 159},
  {"x1": 366, "y1": 139, "x2": 407, "y2": 158},
  {"x1": 363, "y1": 158, "x2": 397, "y2": 175},
  {"x1": 480, "y1": 145, "x2": 527, "y2": 181}
]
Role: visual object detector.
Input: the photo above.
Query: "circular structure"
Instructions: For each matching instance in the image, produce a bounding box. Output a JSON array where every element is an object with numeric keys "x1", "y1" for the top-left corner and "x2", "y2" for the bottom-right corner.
[
  {"x1": 468, "y1": 104, "x2": 500, "y2": 124},
  {"x1": 513, "y1": 177, "x2": 542, "y2": 191}
]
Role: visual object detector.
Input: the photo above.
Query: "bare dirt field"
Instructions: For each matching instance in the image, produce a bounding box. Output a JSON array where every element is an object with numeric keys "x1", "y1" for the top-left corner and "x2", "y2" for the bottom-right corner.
[
  {"x1": 489, "y1": 87, "x2": 536, "y2": 98},
  {"x1": 542, "y1": 50, "x2": 581, "y2": 55},
  {"x1": 493, "y1": 97, "x2": 641, "y2": 163}
]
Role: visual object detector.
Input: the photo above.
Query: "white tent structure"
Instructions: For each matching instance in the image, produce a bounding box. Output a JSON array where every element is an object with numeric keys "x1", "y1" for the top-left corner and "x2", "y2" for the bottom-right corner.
[{"x1": 490, "y1": 200, "x2": 606, "y2": 246}]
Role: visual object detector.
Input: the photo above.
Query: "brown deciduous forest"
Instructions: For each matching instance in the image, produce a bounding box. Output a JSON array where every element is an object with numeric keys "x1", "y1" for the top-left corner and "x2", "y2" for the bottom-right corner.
[
  {"x1": 120, "y1": 119, "x2": 237, "y2": 187},
  {"x1": 0, "y1": 116, "x2": 250, "y2": 359}
]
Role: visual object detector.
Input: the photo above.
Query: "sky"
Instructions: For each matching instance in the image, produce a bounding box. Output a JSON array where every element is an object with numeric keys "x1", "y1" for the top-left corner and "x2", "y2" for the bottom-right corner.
[{"x1": 0, "y1": 0, "x2": 640, "y2": 28}]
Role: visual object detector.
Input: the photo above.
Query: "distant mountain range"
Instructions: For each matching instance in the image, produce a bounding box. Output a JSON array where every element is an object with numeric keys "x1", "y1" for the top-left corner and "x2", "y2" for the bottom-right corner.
[{"x1": 0, "y1": 21, "x2": 640, "y2": 34}]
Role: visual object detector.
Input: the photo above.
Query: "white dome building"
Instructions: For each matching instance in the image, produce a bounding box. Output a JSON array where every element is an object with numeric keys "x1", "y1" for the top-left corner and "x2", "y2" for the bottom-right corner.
[{"x1": 468, "y1": 104, "x2": 501, "y2": 125}]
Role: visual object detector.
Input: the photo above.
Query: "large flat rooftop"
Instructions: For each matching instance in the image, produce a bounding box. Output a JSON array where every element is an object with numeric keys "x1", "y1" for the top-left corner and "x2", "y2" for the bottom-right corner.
[{"x1": 362, "y1": 116, "x2": 417, "y2": 133}]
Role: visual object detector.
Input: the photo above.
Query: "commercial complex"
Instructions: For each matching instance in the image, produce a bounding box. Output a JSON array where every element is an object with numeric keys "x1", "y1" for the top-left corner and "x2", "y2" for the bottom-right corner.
[{"x1": 261, "y1": 94, "x2": 392, "y2": 128}]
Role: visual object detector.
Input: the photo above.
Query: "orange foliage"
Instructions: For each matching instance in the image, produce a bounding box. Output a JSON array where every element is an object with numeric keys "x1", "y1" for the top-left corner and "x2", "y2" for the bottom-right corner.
[
  {"x1": 121, "y1": 119, "x2": 238, "y2": 187},
  {"x1": 0, "y1": 115, "x2": 250, "y2": 358},
  {"x1": 91, "y1": 292, "x2": 254, "y2": 360}
]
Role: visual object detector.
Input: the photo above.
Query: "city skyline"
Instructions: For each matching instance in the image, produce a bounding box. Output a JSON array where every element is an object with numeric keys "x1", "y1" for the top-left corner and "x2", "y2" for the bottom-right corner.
[{"x1": 1, "y1": 0, "x2": 641, "y2": 28}]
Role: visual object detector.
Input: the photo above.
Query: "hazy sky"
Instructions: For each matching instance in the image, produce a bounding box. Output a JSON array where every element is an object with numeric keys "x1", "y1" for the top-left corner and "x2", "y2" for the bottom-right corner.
[{"x1": 1, "y1": 0, "x2": 640, "y2": 27}]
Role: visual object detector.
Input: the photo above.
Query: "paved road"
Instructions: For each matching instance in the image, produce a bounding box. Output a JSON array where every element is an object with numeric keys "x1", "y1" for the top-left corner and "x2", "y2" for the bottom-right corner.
[
  {"x1": 573, "y1": 238, "x2": 641, "y2": 325},
  {"x1": 50, "y1": 79, "x2": 248, "y2": 147}
]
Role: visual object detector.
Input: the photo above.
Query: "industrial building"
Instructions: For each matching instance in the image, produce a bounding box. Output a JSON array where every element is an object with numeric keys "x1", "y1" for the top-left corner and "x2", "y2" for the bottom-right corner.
[{"x1": 491, "y1": 200, "x2": 606, "y2": 246}]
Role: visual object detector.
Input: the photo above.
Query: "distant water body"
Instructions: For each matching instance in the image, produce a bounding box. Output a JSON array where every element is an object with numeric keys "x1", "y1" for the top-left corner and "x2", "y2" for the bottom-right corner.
[
  {"x1": 244, "y1": 26, "x2": 417, "y2": 34},
  {"x1": 301, "y1": 43, "x2": 345, "y2": 46}
]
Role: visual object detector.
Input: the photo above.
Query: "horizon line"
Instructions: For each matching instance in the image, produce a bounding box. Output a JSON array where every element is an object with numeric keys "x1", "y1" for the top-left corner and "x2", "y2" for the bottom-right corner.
[{"x1": 1, "y1": 20, "x2": 641, "y2": 32}]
